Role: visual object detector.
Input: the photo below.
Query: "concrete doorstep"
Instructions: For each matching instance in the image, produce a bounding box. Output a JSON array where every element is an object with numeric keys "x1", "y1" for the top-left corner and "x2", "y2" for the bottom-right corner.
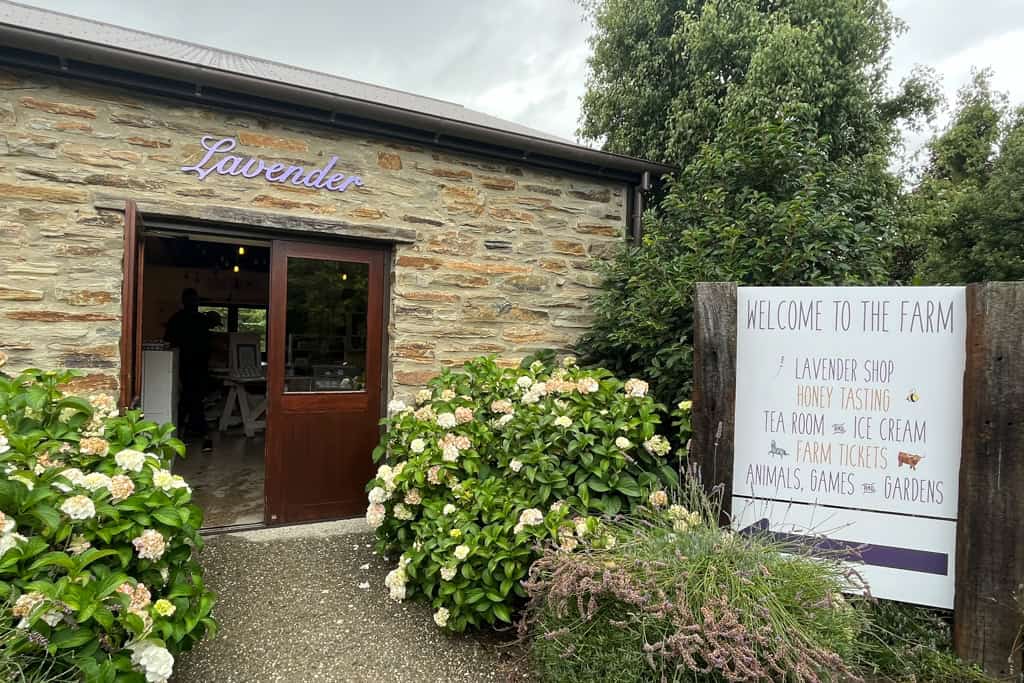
[{"x1": 174, "y1": 520, "x2": 529, "y2": 683}]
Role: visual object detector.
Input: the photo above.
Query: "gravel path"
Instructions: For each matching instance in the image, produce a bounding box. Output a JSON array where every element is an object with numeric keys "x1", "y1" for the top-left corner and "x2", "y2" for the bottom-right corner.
[{"x1": 174, "y1": 520, "x2": 531, "y2": 683}]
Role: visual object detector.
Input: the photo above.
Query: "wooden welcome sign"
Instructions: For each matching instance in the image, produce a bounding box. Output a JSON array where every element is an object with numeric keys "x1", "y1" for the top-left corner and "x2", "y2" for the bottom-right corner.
[{"x1": 691, "y1": 282, "x2": 1023, "y2": 679}]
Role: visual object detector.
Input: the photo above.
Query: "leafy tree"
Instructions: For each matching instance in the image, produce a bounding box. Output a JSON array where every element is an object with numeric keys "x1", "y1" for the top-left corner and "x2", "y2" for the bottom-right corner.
[
  {"x1": 907, "y1": 70, "x2": 1024, "y2": 283},
  {"x1": 575, "y1": 0, "x2": 938, "y2": 404}
]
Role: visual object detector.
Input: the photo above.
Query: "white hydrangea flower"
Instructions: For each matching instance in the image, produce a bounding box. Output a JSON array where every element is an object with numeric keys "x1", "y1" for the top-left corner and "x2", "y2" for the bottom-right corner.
[
  {"x1": 515, "y1": 376, "x2": 533, "y2": 390},
  {"x1": 453, "y1": 544, "x2": 470, "y2": 561},
  {"x1": 114, "y1": 449, "x2": 148, "y2": 473},
  {"x1": 127, "y1": 640, "x2": 174, "y2": 683},
  {"x1": 496, "y1": 413, "x2": 515, "y2": 427},
  {"x1": 442, "y1": 503, "x2": 456, "y2": 515},
  {"x1": 436, "y1": 412, "x2": 457, "y2": 429},
  {"x1": 553, "y1": 415, "x2": 572, "y2": 428},
  {"x1": 60, "y1": 495, "x2": 95, "y2": 520},
  {"x1": 615, "y1": 436, "x2": 633, "y2": 449},
  {"x1": 415, "y1": 389, "x2": 432, "y2": 405},
  {"x1": 433, "y1": 607, "x2": 450, "y2": 628},
  {"x1": 509, "y1": 459, "x2": 523, "y2": 473},
  {"x1": 387, "y1": 399, "x2": 408, "y2": 415},
  {"x1": 0, "y1": 433, "x2": 8, "y2": 455},
  {"x1": 440, "y1": 565, "x2": 457, "y2": 581},
  {"x1": 410, "y1": 438, "x2": 426, "y2": 454},
  {"x1": 0, "y1": 532, "x2": 26, "y2": 557},
  {"x1": 577, "y1": 377, "x2": 599, "y2": 394},
  {"x1": 393, "y1": 503, "x2": 414, "y2": 521},
  {"x1": 521, "y1": 390, "x2": 542, "y2": 405},
  {"x1": 562, "y1": 355, "x2": 577, "y2": 367},
  {"x1": 440, "y1": 389, "x2": 456, "y2": 401},
  {"x1": 368, "y1": 486, "x2": 390, "y2": 505}
]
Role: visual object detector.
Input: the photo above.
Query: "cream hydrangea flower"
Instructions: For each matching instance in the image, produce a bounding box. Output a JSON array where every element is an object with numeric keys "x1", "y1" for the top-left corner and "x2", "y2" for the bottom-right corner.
[
  {"x1": 410, "y1": 438, "x2": 426, "y2": 454},
  {"x1": 368, "y1": 486, "x2": 390, "y2": 505},
  {"x1": 453, "y1": 544, "x2": 470, "y2": 561},
  {"x1": 643, "y1": 435, "x2": 671, "y2": 456},
  {"x1": 114, "y1": 449, "x2": 149, "y2": 473},
  {"x1": 496, "y1": 413, "x2": 514, "y2": 427},
  {"x1": 413, "y1": 405, "x2": 436, "y2": 422},
  {"x1": 78, "y1": 436, "x2": 109, "y2": 456},
  {"x1": 454, "y1": 407, "x2": 474, "y2": 424},
  {"x1": 576, "y1": 377, "x2": 599, "y2": 394},
  {"x1": 442, "y1": 503, "x2": 456, "y2": 515},
  {"x1": 440, "y1": 389, "x2": 456, "y2": 401},
  {"x1": 553, "y1": 415, "x2": 572, "y2": 428},
  {"x1": 442, "y1": 443, "x2": 459, "y2": 462},
  {"x1": 433, "y1": 606, "x2": 450, "y2": 628},
  {"x1": 624, "y1": 378, "x2": 649, "y2": 398},
  {"x1": 509, "y1": 459, "x2": 523, "y2": 473},
  {"x1": 82, "y1": 472, "x2": 112, "y2": 492},
  {"x1": 436, "y1": 412, "x2": 457, "y2": 429},
  {"x1": 110, "y1": 475, "x2": 135, "y2": 502},
  {"x1": 384, "y1": 567, "x2": 406, "y2": 602},
  {"x1": 68, "y1": 534, "x2": 91, "y2": 555},
  {"x1": 648, "y1": 490, "x2": 669, "y2": 508},
  {"x1": 404, "y1": 488, "x2": 422, "y2": 505},
  {"x1": 387, "y1": 399, "x2": 408, "y2": 415},
  {"x1": 513, "y1": 508, "x2": 544, "y2": 534},
  {"x1": 415, "y1": 389, "x2": 432, "y2": 405},
  {"x1": 561, "y1": 355, "x2": 577, "y2": 367},
  {"x1": 614, "y1": 436, "x2": 633, "y2": 449},
  {"x1": 365, "y1": 503, "x2": 386, "y2": 529},
  {"x1": 60, "y1": 495, "x2": 95, "y2": 520},
  {"x1": 515, "y1": 376, "x2": 533, "y2": 390},
  {"x1": 393, "y1": 503, "x2": 414, "y2": 521},
  {"x1": 132, "y1": 529, "x2": 167, "y2": 561},
  {"x1": 490, "y1": 399, "x2": 514, "y2": 414},
  {"x1": 440, "y1": 565, "x2": 457, "y2": 581},
  {"x1": 127, "y1": 640, "x2": 174, "y2": 683},
  {"x1": 59, "y1": 467, "x2": 87, "y2": 487},
  {"x1": 0, "y1": 433, "x2": 9, "y2": 455}
]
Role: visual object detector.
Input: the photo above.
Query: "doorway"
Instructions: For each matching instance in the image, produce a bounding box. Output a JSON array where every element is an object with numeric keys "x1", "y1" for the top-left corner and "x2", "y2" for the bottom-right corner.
[
  {"x1": 140, "y1": 232, "x2": 271, "y2": 528},
  {"x1": 121, "y1": 204, "x2": 388, "y2": 528}
]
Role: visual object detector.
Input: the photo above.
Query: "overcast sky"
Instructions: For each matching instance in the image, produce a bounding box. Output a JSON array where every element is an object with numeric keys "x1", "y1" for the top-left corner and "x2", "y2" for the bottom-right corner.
[{"x1": 16, "y1": 0, "x2": 1024, "y2": 164}]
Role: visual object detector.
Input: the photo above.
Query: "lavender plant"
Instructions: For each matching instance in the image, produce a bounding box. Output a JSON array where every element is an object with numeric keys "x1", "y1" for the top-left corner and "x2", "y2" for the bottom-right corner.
[{"x1": 521, "y1": 482, "x2": 868, "y2": 682}]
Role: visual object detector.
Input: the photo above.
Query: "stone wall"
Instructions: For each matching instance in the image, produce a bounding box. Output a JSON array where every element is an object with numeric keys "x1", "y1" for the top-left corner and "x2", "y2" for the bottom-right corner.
[{"x1": 0, "y1": 67, "x2": 629, "y2": 400}]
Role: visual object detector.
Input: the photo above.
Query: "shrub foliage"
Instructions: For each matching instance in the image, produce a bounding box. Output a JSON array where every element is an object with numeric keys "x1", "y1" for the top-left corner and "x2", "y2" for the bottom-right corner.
[
  {"x1": 0, "y1": 367, "x2": 215, "y2": 682},
  {"x1": 367, "y1": 356, "x2": 680, "y2": 632}
]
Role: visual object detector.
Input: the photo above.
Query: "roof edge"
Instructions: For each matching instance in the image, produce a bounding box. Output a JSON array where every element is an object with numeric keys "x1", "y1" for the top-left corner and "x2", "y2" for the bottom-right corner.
[{"x1": 0, "y1": 20, "x2": 673, "y2": 182}]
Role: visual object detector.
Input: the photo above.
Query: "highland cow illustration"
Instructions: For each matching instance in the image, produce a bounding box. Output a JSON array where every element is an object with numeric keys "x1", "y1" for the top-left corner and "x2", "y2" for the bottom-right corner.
[{"x1": 897, "y1": 451, "x2": 924, "y2": 470}]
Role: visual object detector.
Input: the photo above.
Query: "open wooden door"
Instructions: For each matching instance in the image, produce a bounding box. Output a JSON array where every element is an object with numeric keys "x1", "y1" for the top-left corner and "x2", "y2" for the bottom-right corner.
[
  {"x1": 119, "y1": 200, "x2": 146, "y2": 410},
  {"x1": 265, "y1": 240, "x2": 386, "y2": 523}
]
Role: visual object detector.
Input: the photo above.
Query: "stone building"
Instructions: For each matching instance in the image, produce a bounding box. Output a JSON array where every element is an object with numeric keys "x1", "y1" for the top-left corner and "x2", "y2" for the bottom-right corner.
[{"x1": 0, "y1": 3, "x2": 667, "y2": 526}]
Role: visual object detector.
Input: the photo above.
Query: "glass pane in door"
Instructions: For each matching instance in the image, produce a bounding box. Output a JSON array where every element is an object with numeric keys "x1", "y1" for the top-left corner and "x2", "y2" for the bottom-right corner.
[{"x1": 284, "y1": 258, "x2": 369, "y2": 393}]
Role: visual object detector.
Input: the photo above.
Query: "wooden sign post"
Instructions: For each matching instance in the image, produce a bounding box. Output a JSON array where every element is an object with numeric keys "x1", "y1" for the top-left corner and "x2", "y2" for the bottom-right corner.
[{"x1": 954, "y1": 282, "x2": 1024, "y2": 678}]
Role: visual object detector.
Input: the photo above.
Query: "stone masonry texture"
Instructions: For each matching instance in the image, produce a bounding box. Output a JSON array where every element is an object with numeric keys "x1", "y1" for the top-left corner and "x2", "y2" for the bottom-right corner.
[{"x1": 0, "y1": 68, "x2": 628, "y2": 401}]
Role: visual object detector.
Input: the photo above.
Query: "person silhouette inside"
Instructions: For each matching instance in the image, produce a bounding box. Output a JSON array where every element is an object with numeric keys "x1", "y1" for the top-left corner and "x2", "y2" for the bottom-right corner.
[{"x1": 164, "y1": 288, "x2": 216, "y2": 452}]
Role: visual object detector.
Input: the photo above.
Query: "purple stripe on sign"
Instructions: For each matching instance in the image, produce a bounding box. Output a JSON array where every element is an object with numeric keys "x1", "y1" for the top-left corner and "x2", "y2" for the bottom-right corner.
[{"x1": 740, "y1": 518, "x2": 949, "y2": 576}]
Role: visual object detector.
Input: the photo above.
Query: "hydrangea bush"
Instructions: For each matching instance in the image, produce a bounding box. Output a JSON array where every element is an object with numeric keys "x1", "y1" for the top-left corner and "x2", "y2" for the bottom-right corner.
[
  {"x1": 367, "y1": 355, "x2": 679, "y2": 632},
  {"x1": 0, "y1": 363, "x2": 215, "y2": 682}
]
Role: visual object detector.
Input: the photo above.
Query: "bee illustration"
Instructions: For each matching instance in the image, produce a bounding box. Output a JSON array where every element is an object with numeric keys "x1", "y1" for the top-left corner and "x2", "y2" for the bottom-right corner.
[{"x1": 906, "y1": 389, "x2": 920, "y2": 403}]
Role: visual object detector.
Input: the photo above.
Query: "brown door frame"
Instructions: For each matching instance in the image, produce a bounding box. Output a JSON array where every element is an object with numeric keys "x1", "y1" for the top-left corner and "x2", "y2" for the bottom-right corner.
[
  {"x1": 119, "y1": 209, "x2": 393, "y2": 527},
  {"x1": 119, "y1": 200, "x2": 146, "y2": 410},
  {"x1": 265, "y1": 239, "x2": 387, "y2": 523}
]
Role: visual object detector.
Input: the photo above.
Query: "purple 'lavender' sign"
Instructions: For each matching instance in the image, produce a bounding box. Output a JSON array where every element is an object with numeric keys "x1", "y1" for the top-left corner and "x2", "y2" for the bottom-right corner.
[{"x1": 181, "y1": 136, "x2": 364, "y2": 193}]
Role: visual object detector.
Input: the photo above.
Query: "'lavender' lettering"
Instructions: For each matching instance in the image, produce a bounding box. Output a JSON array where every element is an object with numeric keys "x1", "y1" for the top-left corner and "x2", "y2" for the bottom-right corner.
[{"x1": 181, "y1": 136, "x2": 364, "y2": 193}]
